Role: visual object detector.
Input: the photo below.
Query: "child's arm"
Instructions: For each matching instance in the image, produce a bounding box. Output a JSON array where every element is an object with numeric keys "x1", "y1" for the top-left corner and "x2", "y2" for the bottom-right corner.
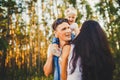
[{"x1": 74, "y1": 23, "x2": 79, "y2": 36}]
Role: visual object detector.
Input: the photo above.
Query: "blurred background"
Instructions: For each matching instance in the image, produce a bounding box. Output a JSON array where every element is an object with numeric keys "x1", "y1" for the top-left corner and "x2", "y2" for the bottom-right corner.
[{"x1": 0, "y1": 0, "x2": 120, "y2": 80}]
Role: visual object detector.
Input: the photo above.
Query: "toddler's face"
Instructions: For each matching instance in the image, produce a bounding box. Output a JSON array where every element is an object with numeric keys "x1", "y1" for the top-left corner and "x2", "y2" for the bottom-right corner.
[{"x1": 66, "y1": 14, "x2": 77, "y2": 25}]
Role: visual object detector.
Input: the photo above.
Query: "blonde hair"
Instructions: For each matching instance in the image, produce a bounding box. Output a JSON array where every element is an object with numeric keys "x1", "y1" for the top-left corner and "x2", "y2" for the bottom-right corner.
[{"x1": 64, "y1": 7, "x2": 77, "y2": 17}]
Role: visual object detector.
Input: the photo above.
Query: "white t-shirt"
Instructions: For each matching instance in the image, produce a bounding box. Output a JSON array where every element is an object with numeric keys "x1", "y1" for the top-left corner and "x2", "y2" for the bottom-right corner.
[
  {"x1": 70, "y1": 23, "x2": 78, "y2": 35},
  {"x1": 70, "y1": 23, "x2": 78, "y2": 30}
]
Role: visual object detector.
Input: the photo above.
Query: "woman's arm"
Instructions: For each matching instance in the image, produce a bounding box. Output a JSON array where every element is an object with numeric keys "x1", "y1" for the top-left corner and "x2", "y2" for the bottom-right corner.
[{"x1": 61, "y1": 45, "x2": 71, "y2": 80}]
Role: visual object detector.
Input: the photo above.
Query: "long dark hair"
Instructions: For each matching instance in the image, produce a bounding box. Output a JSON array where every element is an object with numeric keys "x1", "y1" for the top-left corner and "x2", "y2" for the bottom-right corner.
[{"x1": 71, "y1": 20, "x2": 115, "y2": 80}]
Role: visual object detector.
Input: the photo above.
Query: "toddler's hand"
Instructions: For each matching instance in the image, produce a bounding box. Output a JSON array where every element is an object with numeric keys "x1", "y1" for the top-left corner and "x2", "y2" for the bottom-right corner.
[{"x1": 50, "y1": 44, "x2": 61, "y2": 57}]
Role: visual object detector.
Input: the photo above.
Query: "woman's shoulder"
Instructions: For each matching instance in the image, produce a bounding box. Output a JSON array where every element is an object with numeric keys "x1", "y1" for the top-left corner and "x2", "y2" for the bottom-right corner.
[
  {"x1": 61, "y1": 44, "x2": 71, "y2": 58},
  {"x1": 62, "y1": 44, "x2": 75, "y2": 58},
  {"x1": 63, "y1": 44, "x2": 74, "y2": 49},
  {"x1": 62, "y1": 44, "x2": 73, "y2": 51}
]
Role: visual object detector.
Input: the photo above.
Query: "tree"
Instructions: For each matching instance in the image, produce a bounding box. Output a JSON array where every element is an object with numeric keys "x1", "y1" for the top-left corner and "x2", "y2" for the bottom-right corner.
[{"x1": 0, "y1": 0, "x2": 23, "y2": 79}]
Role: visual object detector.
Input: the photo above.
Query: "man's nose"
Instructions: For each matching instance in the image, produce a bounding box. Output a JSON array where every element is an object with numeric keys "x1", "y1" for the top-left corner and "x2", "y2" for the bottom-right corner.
[{"x1": 67, "y1": 28, "x2": 72, "y2": 33}]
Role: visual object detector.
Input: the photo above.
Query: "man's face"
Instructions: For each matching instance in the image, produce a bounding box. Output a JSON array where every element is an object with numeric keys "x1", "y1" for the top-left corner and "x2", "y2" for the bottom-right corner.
[{"x1": 55, "y1": 22, "x2": 71, "y2": 42}]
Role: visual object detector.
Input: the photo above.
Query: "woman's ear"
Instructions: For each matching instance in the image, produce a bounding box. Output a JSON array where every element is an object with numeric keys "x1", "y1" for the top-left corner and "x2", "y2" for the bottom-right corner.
[{"x1": 54, "y1": 31, "x2": 58, "y2": 38}]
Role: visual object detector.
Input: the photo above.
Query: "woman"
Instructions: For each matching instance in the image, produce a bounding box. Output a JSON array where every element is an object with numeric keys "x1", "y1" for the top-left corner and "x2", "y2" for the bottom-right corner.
[
  {"x1": 43, "y1": 18, "x2": 72, "y2": 80},
  {"x1": 61, "y1": 20, "x2": 115, "y2": 80}
]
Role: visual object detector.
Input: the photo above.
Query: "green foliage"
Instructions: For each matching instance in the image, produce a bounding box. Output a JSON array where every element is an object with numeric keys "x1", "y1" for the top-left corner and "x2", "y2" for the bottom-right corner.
[
  {"x1": 85, "y1": 4, "x2": 93, "y2": 19},
  {"x1": 67, "y1": 0, "x2": 76, "y2": 7},
  {"x1": 1, "y1": 0, "x2": 16, "y2": 7},
  {"x1": 0, "y1": 38, "x2": 8, "y2": 51},
  {"x1": 0, "y1": 15, "x2": 8, "y2": 51},
  {"x1": 0, "y1": 7, "x2": 4, "y2": 12},
  {"x1": 95, "y1": 0, "x2": 120, "y2": 80}
]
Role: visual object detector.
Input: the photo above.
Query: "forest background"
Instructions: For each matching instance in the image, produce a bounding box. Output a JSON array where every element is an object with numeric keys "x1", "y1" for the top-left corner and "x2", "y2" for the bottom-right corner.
[{"x1": 0, "y1": 0, "x2": 120, "y2": 80}]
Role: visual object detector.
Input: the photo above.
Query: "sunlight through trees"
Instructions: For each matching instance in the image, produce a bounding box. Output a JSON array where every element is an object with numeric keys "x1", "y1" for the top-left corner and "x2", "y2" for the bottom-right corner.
[{"x1": 0, "y1": 0, "x2": 120, "y2": 80}]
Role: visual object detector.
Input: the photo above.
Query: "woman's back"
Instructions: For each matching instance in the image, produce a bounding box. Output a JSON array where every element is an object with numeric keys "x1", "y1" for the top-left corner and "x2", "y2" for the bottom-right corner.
[{"x1": 71, "y1": 20, "x2": 115, "y2": 80}]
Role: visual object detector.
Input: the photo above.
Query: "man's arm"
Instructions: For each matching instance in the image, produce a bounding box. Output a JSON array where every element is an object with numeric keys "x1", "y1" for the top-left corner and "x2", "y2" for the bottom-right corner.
[
  {"x1": 43, "y1": 53, "x2": 53, "y2": 76},
  {"x1": 43, "y1": 44, "x2": 61, "y2": 76},
  {"x1": 43, "y1": 44, "x2": 53, "y2": 77}
]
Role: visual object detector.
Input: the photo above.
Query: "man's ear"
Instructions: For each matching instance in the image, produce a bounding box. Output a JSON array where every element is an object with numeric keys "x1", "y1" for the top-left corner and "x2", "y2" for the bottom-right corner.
[{"x1": 54, "y1": 31, "x2": 58, "y2": 38}]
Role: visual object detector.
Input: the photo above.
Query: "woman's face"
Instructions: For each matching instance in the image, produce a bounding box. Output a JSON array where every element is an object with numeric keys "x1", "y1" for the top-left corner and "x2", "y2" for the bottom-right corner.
[{"x1": 55, "y1": 22, "x2": 71, "y2": 42}]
